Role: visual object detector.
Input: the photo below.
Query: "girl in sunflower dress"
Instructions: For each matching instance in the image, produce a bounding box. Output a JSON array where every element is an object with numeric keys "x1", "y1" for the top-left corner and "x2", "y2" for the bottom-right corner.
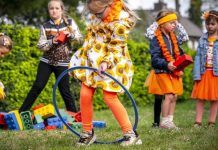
[
  {"x1": 149, "y1": 10, "x2": 185, "y2": 129},
  {"x1": 69, "y1": 0, "x2": 141, "y2": 147}
]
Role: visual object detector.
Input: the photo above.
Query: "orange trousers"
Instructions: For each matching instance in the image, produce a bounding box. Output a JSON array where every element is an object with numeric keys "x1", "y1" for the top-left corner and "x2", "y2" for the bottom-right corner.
[{"x1": 80, "y1": 83, "x2": 132, "y2": 133}]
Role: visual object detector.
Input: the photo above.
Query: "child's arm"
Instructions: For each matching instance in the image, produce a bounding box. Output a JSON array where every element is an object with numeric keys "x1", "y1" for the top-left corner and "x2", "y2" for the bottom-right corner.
[
  {"x1": 69, "y1": 19, "x2": 83, "y2": 43},
  {"x1": 193, "y1": 38, "x2": 202, "y2": 81},
  {"x1": 37, "y1": 25, "x2": 54, "y2": 52}
]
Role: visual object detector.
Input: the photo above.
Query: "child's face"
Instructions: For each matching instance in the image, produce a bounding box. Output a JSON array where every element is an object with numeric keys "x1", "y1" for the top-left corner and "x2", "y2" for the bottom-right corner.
[
  {"x1": 48, "y1": 1, "x2": 63, "y2": 20},
  {"x1": 0, "y1": 46, "x2": 10, "y2": 57},
  {"x1": 161, "y1": 20, "x2": 177, "y2": 33},
  {"x1": 206, "y1": 19, "x2": 218, "y2": 35}
]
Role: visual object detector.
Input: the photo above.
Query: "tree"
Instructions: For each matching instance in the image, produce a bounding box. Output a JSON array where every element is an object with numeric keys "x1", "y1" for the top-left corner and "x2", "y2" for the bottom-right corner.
[
  {"x1": 188, "y1": 0, "x2": 202, "y2": 27},
  {"x1": 0, "y1": 0, "x2": 81, "y2": 25}
]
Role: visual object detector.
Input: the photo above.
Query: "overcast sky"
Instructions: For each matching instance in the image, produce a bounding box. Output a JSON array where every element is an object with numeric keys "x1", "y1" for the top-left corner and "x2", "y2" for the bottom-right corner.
[{"x1": 127, "y1": 0, "x2": 190, "y2": 17}]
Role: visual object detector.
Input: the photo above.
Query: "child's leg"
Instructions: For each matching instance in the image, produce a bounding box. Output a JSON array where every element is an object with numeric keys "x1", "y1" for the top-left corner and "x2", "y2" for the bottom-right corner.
[
  {"x1": 168, "y1": 94, "x2": 177, "y2": 121},
  {"x1": 80, "y1": 83, "x2": 95, "y2": 132},
  {"x1": 195, "y1": 100, "x2": 205, "y2": 123},
  {"x1": 154, "y1": 94, "x2": 163, "y2": 125},
  {"x1": 162, "y1": 94, "x2": 174, "y2": 118},
  {"x1": 103, "y1": 90, "x2": 132, "y2": 133},
  {"x1": 208, "y1": 101, "x2": 218, "y2": 123}
]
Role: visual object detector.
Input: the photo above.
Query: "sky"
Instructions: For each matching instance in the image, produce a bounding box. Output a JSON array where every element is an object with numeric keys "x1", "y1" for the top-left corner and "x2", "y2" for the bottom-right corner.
[{"x1": 127, "y1": 0, "x2": 190, "y2": 17}]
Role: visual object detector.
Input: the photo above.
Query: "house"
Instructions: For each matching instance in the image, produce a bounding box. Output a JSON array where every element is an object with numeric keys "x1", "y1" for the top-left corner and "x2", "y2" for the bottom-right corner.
[{"x1": 135, "y1": 0, "x2": 203, "y2": 50}]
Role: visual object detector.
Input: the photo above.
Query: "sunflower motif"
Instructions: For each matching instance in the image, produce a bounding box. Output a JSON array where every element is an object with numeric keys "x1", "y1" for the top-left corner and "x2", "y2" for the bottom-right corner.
[
  {"x1": 116, "y1": 64, "x2": 125, "y2": 76},
  {"x1": 124, "y1": 63, "x2": 129, "y2": 73},
  {"x1": 109, "y1": 81, "x2": 121, "y2": 91},
  {"x1": 122, "y1": 74, "x2": 128, "y2": 86},
  {"x1": 93, "y1": 43, "x2": 102, "y2": 53},
  {"x1": 96, "y1": 81, "x2": 107, "y2": 89},
  {"x1": 115, "y1": 25, "x2": 125, "y2": 36},
  {"x1": 109, "y1": 40, "x2": 120, "y2": 46},
  {"x1": 81, "y1": 49, "x2": 88, "y2": 59},
  {"x1": 96, "y1": 56, "x2": 104, "y2": 66},
  {"x1": 105, "y1": 69, "x2": 115, "y2": 77},
  {"x1": 78, "y1": 75, "x2": 86, "y2": 82},
  {"x1": 97, "y1": 26, "x2": 105, "y2": 36},
  {"x1": 113, "y1": 56, "x2": 120, "y2": 64}
]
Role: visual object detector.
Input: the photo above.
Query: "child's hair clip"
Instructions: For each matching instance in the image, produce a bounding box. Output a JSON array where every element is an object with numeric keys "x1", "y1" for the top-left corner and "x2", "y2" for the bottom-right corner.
[{"x1": 201, "y1": 11, "x2": 209, "y2": 20}]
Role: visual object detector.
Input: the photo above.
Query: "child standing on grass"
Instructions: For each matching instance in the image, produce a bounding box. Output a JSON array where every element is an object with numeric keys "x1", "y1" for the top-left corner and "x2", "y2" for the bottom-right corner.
[
  {"x1": 149, "y1": 10, "x2": 185, "y2": 129},
  {"x1": 191, "y1": 10, "x2": 218, "y2": 128},
  {"x1": 0, "y1": 33, "x2": 12, "y2": 100},
  {"x1": 19, "y1": 0, "x2": 82, "y2": 113},
  {"x1": 69, "y1": 0, "x2": 141, "y2": 146},
  {"x1": 145, "y1": 15, "x2": 189, "y2": 128}
]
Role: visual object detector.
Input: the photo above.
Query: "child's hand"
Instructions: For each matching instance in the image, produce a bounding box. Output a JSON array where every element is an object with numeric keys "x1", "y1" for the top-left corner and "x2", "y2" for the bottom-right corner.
[
  {"x1": 52, "y1": 35, "x2": 58, "y2": 44},
  {"x1": 63, "y1": 31, "x2": 71, "y2": 38},
  {"x1": 168, "y1": 61, "x2": 176, "y2": 71},
  {"x1": 97, "y1": 62, "x2": 108, "y2": 78}
]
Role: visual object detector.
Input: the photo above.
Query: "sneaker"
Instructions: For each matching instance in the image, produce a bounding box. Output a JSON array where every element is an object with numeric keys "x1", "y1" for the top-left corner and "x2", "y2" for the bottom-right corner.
[
  {"x1": 208, "y1": 122, "x2": 215, "y2": 128},
  {"x1": 152, "y1": 123, "x2": 159, "y2": 128},
  {"x1": 193, "y1": 122, "x2": 202, "y2": 128},
  {"x1": 120, "y1": 130, "x2": 142, "y2": 146},
  {"x1": 76, "y1": 129, "x2": 96, "y2": 146},
  {"x1": 160, "y1": 121, "x2": 178, "y2": 129}
]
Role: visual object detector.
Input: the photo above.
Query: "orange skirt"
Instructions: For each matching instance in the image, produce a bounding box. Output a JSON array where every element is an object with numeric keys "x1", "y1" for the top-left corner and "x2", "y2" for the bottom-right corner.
[
  {"x1": 145, "y1": 70, "x2": 163, "y2": 95},
  {"x1": 146, "y1": 70, "x2": 183, "y2": 95},
  {"x1": 191, "y1": 69, "x2": 218, "y2": 101}
]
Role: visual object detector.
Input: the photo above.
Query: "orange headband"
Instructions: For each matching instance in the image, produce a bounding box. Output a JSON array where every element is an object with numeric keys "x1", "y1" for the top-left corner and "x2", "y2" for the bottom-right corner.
[
  {"x1": 157, "y1": 13, "x2": 177, "y2": 25},
  {"x1": 202, "y1": 11, "x2": 218, "y2": 20}
]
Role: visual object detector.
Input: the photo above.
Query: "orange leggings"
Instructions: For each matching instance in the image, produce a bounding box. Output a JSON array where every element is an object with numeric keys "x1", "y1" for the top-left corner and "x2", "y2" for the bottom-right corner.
[{"x1": 80, "y1": 83, "x2": 132, "y2": 133}]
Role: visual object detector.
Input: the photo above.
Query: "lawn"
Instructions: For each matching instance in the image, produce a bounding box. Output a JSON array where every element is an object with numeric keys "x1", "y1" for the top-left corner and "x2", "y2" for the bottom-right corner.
[{"x1": 0, "y1": 100, "x2": 217, "y2": 150}]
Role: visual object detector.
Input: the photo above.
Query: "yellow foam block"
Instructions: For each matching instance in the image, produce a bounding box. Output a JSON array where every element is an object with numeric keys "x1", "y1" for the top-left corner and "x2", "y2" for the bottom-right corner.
[
  {"x1": 10, "y1": 110, "x2": 24, "y2": 130},
  {"x1": 33, "y1": 104, "x2": 55, "y2": 119}
]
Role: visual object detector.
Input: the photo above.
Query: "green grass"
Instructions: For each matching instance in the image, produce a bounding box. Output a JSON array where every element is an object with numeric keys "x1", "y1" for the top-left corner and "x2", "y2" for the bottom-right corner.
[{"x1": 0, "y1": 100, "x2": 218, "y2": 150}]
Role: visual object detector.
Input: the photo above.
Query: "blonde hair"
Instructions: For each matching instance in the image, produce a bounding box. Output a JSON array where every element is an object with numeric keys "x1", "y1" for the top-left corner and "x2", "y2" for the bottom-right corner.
[
  {"x1": 82, "y1": 0, "x2": 140, "y2": 25},
  {"x1": 0, "y1": 34, "x2": 13, "y2": 51},
  {"x1": 48, "y1": 0, "x2": 73, "y2": 32}
]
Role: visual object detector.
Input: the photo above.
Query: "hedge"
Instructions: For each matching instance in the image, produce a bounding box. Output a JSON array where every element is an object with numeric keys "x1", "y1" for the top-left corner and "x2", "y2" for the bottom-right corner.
[{"x1": 0, "y1": 24, "x2": 196, "y2": 111}]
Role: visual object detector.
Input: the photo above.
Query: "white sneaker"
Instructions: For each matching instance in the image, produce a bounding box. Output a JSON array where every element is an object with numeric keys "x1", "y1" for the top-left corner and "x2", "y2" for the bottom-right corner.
[
  {"x1": 120, "y1": 130, "x2": 142, "y2": 146},
  {"x1": 160, "y1": 121, "x2": 178, "y2": 129}
]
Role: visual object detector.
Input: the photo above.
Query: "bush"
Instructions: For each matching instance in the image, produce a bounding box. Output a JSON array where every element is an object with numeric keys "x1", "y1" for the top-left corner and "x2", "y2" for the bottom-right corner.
[{"x1": 0, "y1": 24, "x2": 196, "y2": 111}]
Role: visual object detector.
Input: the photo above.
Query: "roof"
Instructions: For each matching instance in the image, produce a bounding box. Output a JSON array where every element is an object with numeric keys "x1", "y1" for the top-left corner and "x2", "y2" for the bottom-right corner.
[
  {"x1": 135, "y1": 9, "x2": 203, "y2": 38},
  {"x1": 179, "y1": 17, "x2": 203, "y2": 38}
]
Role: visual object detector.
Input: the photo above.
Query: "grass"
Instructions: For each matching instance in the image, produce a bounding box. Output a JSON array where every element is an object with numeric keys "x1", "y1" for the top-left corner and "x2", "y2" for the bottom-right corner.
[{"x1": 0, "y1": 100, "x2": 218, "y2": 150}]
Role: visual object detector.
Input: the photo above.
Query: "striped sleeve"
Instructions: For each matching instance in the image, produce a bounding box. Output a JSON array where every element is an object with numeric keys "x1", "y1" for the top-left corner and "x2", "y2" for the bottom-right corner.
[{"x1": 37, "y1": 25, "x2": 53, "y2": 51}]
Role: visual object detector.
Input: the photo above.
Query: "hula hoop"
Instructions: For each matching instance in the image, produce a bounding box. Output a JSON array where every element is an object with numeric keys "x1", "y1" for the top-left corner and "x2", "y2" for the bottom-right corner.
[{"x1": 52, "y1": 66, "x2": 138, "y2": 144}]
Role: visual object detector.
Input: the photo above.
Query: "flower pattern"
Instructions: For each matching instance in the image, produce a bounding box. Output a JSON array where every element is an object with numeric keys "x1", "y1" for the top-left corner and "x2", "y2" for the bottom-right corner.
[{"x1": 69, "y1": 11, "x2": 134, "y2": 92}]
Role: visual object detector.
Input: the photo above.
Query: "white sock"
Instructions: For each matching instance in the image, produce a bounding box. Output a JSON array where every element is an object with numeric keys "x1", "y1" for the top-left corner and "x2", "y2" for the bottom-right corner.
[
  {"x1": 161, "y1": 117, "x2": 169, "y2": 124},
  {"x1": 168, "y1": 115, "x2": 174, "y2": 122}
]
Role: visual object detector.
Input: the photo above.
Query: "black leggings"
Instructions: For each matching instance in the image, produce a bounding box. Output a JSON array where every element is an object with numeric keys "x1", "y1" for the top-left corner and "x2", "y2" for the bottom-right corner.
[
  {"x1": 19, "y1": 61, "x2": 77, "y2": 112},
  {"x1": 153, "y1": 94, "x2": 163, "y2": 125}
]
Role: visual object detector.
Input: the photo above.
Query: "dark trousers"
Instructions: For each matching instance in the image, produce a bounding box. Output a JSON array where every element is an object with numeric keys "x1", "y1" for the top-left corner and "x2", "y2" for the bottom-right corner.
[
  {"x1": 19, "y1": 61, "x2": 77, "y2": 112},
  {"x1": 153, "y1": 94, "x2": 163, "y2": 125}
]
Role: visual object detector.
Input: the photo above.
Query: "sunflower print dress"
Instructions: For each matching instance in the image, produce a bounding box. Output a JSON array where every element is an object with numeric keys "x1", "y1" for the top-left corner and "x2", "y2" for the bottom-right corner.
[{"x1": 69, "y1": 11, "x2": 135, "y2": 93}]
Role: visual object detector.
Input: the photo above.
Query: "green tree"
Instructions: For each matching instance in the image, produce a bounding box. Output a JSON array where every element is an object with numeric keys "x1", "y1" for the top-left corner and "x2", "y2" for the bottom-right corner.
[
  {"x1": 188, "y1": 0, "x2": 202, "y2": 27},
  {"x1": 0, "y1": 0, "x2": 81, "y2": 25}
]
